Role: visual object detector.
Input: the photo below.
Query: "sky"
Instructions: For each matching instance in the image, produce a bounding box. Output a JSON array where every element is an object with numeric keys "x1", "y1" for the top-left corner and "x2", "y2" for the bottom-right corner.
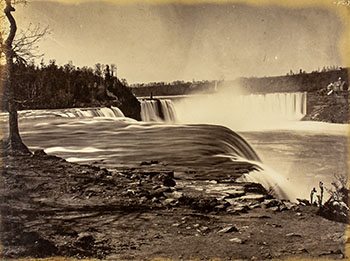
[{"x1": 12, "y1": 0, "x2": 347, "y2": 84}]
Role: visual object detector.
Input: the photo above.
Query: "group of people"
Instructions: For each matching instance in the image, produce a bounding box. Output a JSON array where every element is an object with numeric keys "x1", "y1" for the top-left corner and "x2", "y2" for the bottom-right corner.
[{"x1": 326, "y1": 77, "x2": 346, "y2": 95}]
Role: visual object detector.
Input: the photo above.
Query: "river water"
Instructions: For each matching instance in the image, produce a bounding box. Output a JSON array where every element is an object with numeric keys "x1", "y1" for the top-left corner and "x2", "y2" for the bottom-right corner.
[{"x1": 2, "y1": 93, "x2": 348, "y2": 201}]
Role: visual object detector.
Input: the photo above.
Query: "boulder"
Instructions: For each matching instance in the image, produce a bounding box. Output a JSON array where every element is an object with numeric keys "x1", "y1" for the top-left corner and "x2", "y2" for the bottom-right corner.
[{"x1": 218, "y1": 225, "x2": 239, "y2": 233}]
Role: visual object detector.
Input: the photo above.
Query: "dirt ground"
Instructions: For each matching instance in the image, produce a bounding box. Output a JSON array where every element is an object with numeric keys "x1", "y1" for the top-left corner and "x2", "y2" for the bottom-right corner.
[{"x1": 0, "y1": 150, "x2": 349, "y2": 260}]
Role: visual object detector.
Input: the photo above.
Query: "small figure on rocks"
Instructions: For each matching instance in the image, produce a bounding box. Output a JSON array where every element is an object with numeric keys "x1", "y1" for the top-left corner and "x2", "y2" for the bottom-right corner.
[
  {"x1": 317, "y1": 182, "x2": 324, "y2": 206},
  {"x1": 310, "y1": 187, "x2": 317, "y2": 205}
]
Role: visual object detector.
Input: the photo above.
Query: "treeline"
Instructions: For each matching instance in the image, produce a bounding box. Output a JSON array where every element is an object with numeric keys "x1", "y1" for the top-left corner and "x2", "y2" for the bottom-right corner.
[
  {"x1": 286, "y1": 65, "x2": 343, "y2": 76},
  {"x1": 130, "y1": 67, "x2": 349, "y2": 97},
  {"x1": 0, "y1": 61, "x2": 141, "y2": 120},
  {"x1": 235, "y1": 67, "x2": 349, "y2": 94},
  {"x1": 130, "y1": 80, "x2": 217, "y2": 97}
]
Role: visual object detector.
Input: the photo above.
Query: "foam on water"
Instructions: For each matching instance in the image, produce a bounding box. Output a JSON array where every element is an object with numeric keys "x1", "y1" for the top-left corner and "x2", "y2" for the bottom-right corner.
[
  {"x1": 140, "y1": 99, "x2": 177, "y2": 122},
  {"x1": 4, "y1": 91, "x2": 346, "y2": 202},
  {"x1": 45, "y1": 146, "x2": 103, "y2": 153},
  {"x1": 237, "y1": 164, "x2": 298, "y2": 201},
  {"x1": 174, "y1": 91, "x2": 308, "y2": 131}
]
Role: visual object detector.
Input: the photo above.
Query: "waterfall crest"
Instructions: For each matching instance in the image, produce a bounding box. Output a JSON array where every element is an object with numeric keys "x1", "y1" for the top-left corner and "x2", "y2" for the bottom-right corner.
[
  {"x1": 140, "y1": 92, "x2": 307, "y2": 125},
  {"x1": 140, "y1": 99, "x2": 177, "y2": 122},
  {"x1": 59, "y1": 107, "x2": 125, "y2": 118},
  {"x1": 175, "y1": 92, "x2": 308, "y2": 130},
  {"x1": 10, "y1": 107, "x2": 125, "y2": 119}
]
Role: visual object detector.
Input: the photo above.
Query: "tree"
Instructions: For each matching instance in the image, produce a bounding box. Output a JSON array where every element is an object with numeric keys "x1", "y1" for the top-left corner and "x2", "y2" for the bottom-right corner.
[{"x1": 1, "y1": 0, "x2": 48, "y2": 154}]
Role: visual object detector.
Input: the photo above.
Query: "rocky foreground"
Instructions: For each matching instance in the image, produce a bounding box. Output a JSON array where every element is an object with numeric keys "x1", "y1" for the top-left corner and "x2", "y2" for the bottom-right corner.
[{"x1": 0, "y1": 150, "x2": 348, "y2": 260}]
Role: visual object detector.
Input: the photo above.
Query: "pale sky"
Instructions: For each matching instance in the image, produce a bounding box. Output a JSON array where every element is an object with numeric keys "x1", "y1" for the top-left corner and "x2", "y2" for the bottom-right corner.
[{"x1": 13, "y1": 0, "x2": 345, "y2": 84}]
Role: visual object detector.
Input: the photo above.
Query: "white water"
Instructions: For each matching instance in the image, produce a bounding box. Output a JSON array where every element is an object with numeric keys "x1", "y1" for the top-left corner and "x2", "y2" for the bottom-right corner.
[
  {"x1": 0, "y1": 106, "x2": 125, "y2": 120},
  {"x1": 173, "y1": 92, "x2": 308, "y2": 131},
  {"x1": 3, "y1": 91, "x2": 347, "y2": 201},
  {"x1": 140, "y1": 99, "x2": 177, "y2": 122},
  {"x1": 138, "y1": 92, "x2": 348, "y2": 200},
  {"x1": 140, "y1": 100, "x2": 162, "y2": 122}
]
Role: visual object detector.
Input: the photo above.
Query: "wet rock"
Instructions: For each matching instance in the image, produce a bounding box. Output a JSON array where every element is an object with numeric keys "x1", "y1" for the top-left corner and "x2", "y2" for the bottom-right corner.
[
  {"x1": 224, "y1": 190, "x2": 245, "y2": 198},
  {"x1": 286, "y1": 233, "x2": 302, "y2": 238},
  {"x1": 165, "y1": 191, "x2": 183, "y2": 199},
  {"x1": 263, "y1": 199, "x2": 281, "y2": 208},
  {"x1": 140, "y1": 160, "x2": 159, "y2": 166},
  {"x1": 256, "y1": 215, "x2": 271, "y2": 219},
  {"x1": 162, "y1": 198, "x2": 178, "y2": 207},
  {"x1": 224, "y1": 198, "x2": 238, "y2": 206},
  {"x1": 226, "y1": 205, "x2": 249, "y2": 214},
  {"x1": 130, "y1": 174, "x2": 140, "y2": 180},
  {"x1": 271, "y1": 223, "x2": 282, "y2": 228},
  {"x1": 283, "y1": 201, "x2": 295, "y2": 210},
  {"x1": 240, "y1": 194, "x2": 266, "y2": 201},
  {"x1": 162, "y1": 176, "x2": 176, "y2": 187},
  {"x1": 199, "y1": 226, "x2": 210, "y2": 233},
  {"x1": 297, "y1": 198, "x2": 310, "y2": 206},
  {"x1": 150, "y1": 187, "x2": 171, "y2": 198},
  {"x1": 270, "y1": 206, "x2": 280, "y2": 212},
  {"x1": 197, "y1": 198, "x2": 218, "y2": 212},
  {"x1": 218, "y1": 225, "x2": 239, "y2": 233},
  {"x1": 151, "y1": 198, "x2": 160, "y2": 204},
  {"x1": 298, "y1": 247, "x2": 308, "y2": 253},
  {"x1": 244, "y1": 183, "x2": 267, "y2": 194},
  {"x1": 153, "y1": 172, "x2": 176, "y2": 187},
  {"x1": 317, "y1": 198, "x2": 349, "y2": 223},
  {"x1": 320, "y1": 249, "x2": 344, "y2": 258},
  {"x1": 229, "y1": 238, "x2": 245, "y2": 244},
  {"x1": 139, "y1": 196, "x2": 148, "y2": 204},
  {"x1": 33, "y1": 150, "x2": 47, "y2": 156},
  {"x1": 215, "y1": 204, "x2": 228, "y2": 211}
]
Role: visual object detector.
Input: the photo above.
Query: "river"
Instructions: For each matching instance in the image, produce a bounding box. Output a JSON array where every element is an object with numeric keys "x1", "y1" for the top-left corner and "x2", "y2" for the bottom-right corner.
[{"x1": 2, "y1": 92, "x2": 348, "y2": 201}]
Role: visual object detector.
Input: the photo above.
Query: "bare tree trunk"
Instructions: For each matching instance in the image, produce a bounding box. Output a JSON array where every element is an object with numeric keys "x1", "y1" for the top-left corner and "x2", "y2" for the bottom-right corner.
[{"x1": 4, "y1": 0, "x2": 30, "y2": 155}]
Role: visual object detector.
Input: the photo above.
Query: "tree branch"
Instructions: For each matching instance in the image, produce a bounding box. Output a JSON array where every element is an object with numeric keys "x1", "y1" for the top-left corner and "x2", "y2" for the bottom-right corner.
[{"x1": 4, "y1": 0, "x2": 16, "y2": 53}]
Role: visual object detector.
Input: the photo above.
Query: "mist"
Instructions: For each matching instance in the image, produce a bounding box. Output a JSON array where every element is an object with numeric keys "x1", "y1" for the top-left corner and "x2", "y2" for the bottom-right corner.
[{"x1": 174, "y1": 83, "x2": 307, "y2": 131}]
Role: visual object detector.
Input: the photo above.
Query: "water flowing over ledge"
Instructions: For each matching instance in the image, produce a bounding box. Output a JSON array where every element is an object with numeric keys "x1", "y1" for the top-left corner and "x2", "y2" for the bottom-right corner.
[
  {"x1": 141, "y1": 99, "x2": 177, "y2": 122},
  {"x1": 139, "y1": 92, "x2": 307, "y2": 125},
  {"x1": 2, "y1": 92, "x2": 347, "y2": 201},
  {"x1": 1, "y1": 106, "x2": 125, "y2": 120}
]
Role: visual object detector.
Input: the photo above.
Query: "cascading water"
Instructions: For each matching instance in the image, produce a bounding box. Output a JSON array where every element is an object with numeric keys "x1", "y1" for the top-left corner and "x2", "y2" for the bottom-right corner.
[
  {"x1": 140, "y1": 99, "x2": 177, "y2": 122},
  {"x1": 52, "y1": 106, "x2": 125, "y2": 118},
  {"x1": 140, "y1": 100, "x2": 161, "y2": 122},
  {"x1": 6, "y1": 106, "x2": 125, "y2": 119},
  {"x1": 174, "y1": 92, "x2": 307, "y2": 131},
  {"x1": 139, "y1": 92, "x2": 307, "y2": 126},
  {"x1": 239, "y1": 92, "x2": 307, "y2": 120},
  {"x1": 7, "y1": 90, "x2": 338, "y2": 201}
]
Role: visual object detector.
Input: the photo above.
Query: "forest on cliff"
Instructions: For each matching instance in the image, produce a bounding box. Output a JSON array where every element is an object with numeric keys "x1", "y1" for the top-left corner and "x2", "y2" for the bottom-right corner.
[
  {"x1": 0, "y1": 61, "x2": 140, "y2": 120},
  {"x1": 131, "y1": 67, "x2": 349, "y2": 96}
]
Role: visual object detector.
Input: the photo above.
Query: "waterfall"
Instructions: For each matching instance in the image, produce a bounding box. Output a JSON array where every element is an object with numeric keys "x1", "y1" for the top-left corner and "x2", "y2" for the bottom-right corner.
[
  {"x1": 11, "y1": 106, "x2": 125, "y2": 119},
  {"x1": 175, "y1": 92, "x2": 308, "y2": 130},
  {"x1": 57, "y1": 107, "x2": 125, "y2": 118},
  {"x1": 140, "y1": 92, "x2": 306, "y2": 124},
  {"x1": 140, "y1": 99, "x2": 177, "y2": 122},
  {"x1": 238, "y1": 92, "x2": 307, "y2": 120}
]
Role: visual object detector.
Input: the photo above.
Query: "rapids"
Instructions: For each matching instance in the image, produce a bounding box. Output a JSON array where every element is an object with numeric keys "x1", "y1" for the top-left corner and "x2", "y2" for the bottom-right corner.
[{"x1": 1, "y1": 92, "x2": 348, "y2": 201}]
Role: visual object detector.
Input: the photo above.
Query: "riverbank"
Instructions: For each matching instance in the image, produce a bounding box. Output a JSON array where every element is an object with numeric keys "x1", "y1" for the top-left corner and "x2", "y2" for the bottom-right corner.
[
  {"x1": 303, "y1": 91, "x2": 349, "y2": 123},
  {"x1": 1, "y1": 149, "x2": 348, "y2": 260}
]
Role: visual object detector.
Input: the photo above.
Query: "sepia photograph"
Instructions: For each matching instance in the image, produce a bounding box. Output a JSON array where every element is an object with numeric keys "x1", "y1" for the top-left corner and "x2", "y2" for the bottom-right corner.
[{"x1": 0, "y1": 0, "x2": 349, "y2": 260}]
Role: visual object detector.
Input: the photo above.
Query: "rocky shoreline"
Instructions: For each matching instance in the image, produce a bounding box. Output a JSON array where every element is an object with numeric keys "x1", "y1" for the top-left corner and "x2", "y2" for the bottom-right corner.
[
  {"x1": 303, "y1": 91, "x2": 349, "y2": 124},
  {"x1": 0, "y1": 149, "x2": 348, "y2": 260}
]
